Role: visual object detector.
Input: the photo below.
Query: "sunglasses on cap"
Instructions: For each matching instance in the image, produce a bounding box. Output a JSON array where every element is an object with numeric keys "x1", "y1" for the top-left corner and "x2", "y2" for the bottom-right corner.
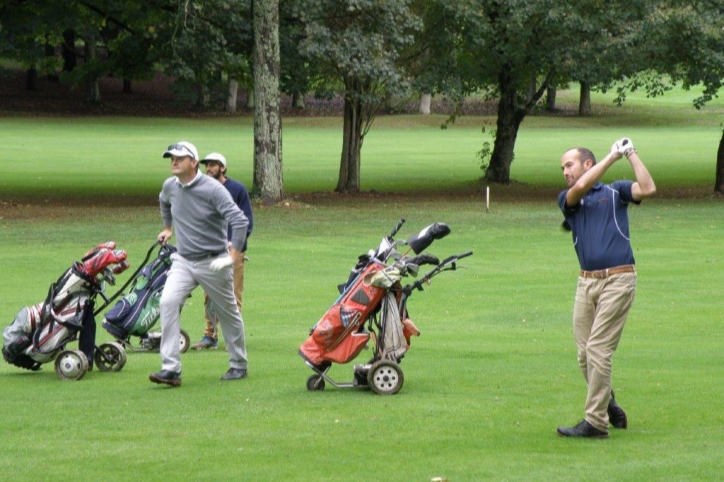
[{"x1": 167, "y1": 143, "x2": 195, "y2": 155}]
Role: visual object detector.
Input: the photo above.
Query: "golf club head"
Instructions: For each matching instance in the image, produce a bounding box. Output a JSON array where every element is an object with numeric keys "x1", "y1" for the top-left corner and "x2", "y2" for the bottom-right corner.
[
  {"x1": 406, "y1": 263, "x2": 419, "y2": 277},
  {"x1": 407, "y1": 253, "x2": 440, "y2": 267}
]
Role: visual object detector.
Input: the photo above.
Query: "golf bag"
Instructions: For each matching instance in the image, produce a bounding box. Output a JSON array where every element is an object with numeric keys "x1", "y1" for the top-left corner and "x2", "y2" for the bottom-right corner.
[
  {"x1": 299, "y1": 219, "x2": 471, "y2": 395},
  {"x1": 2, "y1": 242, "x2": 129, "y2": 375},
  {"x1": 102, "y1": 242, "x2": 188, "y2": 352}
]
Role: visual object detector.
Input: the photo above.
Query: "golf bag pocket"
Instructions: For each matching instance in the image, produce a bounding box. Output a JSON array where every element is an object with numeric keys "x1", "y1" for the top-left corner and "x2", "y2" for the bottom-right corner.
[
  {"x1": 103, "y1": 281, "x2": 163, "y2": 338},
  {"x1": 3, "y1": 304, "x2": 41, "y2": 361},
  {"x1": 300, "y1": 263, "x2": 387, "y2": 365}
]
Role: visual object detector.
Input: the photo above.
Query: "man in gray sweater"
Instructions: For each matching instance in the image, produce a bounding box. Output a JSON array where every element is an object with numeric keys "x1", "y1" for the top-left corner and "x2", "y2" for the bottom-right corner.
[{"x1": 150, "y1": 141, "x2": 250, "y2": 387}]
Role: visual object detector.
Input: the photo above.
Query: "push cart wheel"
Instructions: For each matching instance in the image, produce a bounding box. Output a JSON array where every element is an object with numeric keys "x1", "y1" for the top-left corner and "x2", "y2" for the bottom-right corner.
[
  {"x1": 179, "y1": 329, "x2": 191, "y2": 354},
  {"x1": 367, "y1": 360, "x2": 404, "y2": 395},
  {"x1": 94, "y1": 342, "x2": 128, "y2": 372},
  {"x1": 306, "y1": 375, "x2": 325, "y2": 391},
  {"x1": 55, "y1": 350, "x2": 89, "y2": 381}
]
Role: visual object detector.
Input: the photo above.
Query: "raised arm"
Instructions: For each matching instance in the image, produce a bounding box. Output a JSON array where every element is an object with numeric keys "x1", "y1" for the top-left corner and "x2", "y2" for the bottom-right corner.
[
  {"x1": 626, "y1": 149, "x2": 656, "y2": 201},
  {"x1": 564, "y1": 144, "x2": 621, "y2": 207}
]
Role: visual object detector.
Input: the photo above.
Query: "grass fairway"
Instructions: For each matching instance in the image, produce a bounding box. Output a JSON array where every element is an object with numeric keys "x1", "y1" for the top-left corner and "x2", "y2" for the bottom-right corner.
[{"x1": 0, "y1": 86, "x2": 723, "y2": 481}]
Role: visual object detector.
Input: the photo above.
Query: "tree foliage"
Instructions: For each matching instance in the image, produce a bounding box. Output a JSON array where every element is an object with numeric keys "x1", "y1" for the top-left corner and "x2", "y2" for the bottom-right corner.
[{"x1": 292, "y1": 0, "x2": 421, "y2": 192}]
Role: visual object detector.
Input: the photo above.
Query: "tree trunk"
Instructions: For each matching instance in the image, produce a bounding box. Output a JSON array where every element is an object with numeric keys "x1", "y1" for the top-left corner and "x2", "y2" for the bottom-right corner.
[
  {"x1": 336, "y1": 87, "x2": 364, "y2": 193},
  {"x1": 196, "y1": 80, "x2": 210, "y2": 108},
  {"x1": 526, "y1": 79, "x2": 536, "y2": 104},
  {"x1": 226, "y1": 78, "x2": 238, "y2": 114},
  {"x1": 579, "y1": 81, "x2": 591, "y2": 116},
  {"x1": 45, "y1": 42, "x2": 59, "y2": 81},
  {"x1": 245, "y1": 88, "x2": 255, "y2": 108},
  {"x1": 25, "y1": 66, "x2": 38, "y2": 91},
  {"x1": 715, "y1": 129, "x2": 724, "y2": 194},
  {"x1": 252, "y1": 0, "x2": 283, "y2": 203},
  {"x1": 484, "y1": 69, "x2": 525, "y2": 183},
  {"x1": 292, "y1": 91, "x2": 305, "y2": 109},
  {"x1": 84, "y1": 39, "x2": 101, "y2": 103},
  {"x1": 419, "y1": 93, "x2": 431, "y2": 115},
  {"x1": 62, "y1": 30, "x2": 76, "y2": 73},
  {"x1": 123, "y1": 79, "x2": 132, "y2": 94},
  {"x1": 546, "y1": 87, "x2": 556, "y2": 111}
]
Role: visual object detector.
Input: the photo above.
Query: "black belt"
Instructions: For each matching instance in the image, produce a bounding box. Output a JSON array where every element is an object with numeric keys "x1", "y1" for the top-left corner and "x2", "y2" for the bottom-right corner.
[{"x1": 185, "y1": 251, "x2": 225, "y2": 261}]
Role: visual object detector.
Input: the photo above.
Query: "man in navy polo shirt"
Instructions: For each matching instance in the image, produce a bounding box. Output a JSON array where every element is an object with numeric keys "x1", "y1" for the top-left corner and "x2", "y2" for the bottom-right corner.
[
  {"x1": 191, "y1": 152, "x2": 254, "y2": 350},
  {"x1": 556, "y1": 138, "x2": 656, "y2": 438}
]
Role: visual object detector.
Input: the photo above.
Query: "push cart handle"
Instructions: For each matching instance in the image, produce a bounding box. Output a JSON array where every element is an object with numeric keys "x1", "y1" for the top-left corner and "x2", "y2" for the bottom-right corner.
[
  {"x1": 92, "y1": 240, "x2": 163, "y2": 316},
  {"x1": 389, "y1": 218, "x2": 406, "y2": 238}
]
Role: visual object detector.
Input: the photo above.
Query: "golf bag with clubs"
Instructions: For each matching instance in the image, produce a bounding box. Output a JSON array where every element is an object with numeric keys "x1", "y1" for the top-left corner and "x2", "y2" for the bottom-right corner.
[
  {"x1": 299, "y1": 219, "x2": 472, "y2": 395},
  {"x1": 2, "y1": 242, "x2": 130, "y2": 380},
  {"x1": 102, "y1": 241, "x2": 191, "y2": 354}
]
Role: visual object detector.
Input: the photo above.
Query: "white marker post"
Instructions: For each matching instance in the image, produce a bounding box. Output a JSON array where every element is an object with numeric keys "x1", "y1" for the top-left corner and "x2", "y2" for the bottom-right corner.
[{"x1": 485, "y1": 186, "x2": 490, "y2": 213}]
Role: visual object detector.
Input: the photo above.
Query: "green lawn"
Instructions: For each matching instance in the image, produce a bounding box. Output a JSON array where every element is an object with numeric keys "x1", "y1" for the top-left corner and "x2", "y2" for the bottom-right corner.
[{"x1": 0, "y1": 86, "x2": 723, "y2": 481}]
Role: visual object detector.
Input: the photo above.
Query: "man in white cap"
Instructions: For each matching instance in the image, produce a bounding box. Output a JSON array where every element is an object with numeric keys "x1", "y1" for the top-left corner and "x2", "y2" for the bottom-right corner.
[
  {"x1": 191, "y1": 152, "x2": 254, "y2": 350},
  {"x1": 150, "y1": 141, "x2": 250, "y2": 387}
]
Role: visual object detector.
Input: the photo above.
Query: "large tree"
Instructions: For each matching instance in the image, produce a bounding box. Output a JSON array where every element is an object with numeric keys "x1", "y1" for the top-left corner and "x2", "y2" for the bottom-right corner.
[
  {"x1": 293, "y1": 0, "x2": 421, "y2": 192},
  {"x1": 420, "y1": 0, "x2": 646, "y2": 183},
  {"x1": 637, "y1": 2, "x2": 724, "y2": 193},
  {"x1": 252, "y1": 0, "x2": 283, "y2": 202}
]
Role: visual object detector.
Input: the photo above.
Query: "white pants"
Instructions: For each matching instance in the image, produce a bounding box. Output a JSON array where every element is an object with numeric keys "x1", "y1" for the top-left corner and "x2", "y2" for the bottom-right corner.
[{"x1": 159, "y1": 253, "x2": 247, "y2": 373}]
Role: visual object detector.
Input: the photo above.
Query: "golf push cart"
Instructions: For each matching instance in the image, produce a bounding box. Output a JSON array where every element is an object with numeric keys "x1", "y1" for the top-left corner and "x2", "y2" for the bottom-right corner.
[{"x1": 299, "y1": 219, "x2": 472, "y2": 395}]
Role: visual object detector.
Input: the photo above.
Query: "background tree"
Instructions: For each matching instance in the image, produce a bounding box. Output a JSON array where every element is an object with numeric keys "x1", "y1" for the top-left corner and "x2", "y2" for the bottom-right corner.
[
  {"x1": 420, "y1": 0, "x2": 653, "y2": 184},
  {"x1": 252, "y1": 0, "x2": 283, "y2": 202},
  {"x1": 0, "y1": 1, "x2": 69, "y2": 91},
  {"x1": 293, "y1": 0, "x2": 421, "y2": 192},
  {"x1": 635, "y1": 1, "x2": 724, "y2": 194}
]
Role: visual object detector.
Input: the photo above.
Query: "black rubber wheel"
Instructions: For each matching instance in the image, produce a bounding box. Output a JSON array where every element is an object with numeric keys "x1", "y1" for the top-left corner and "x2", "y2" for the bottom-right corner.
[
  {"x1": 179, "y1": 329, "x2": 191, "y2": 354},
  {"x1": 306, "y1": 374, "x2": 325, "y2": 391},
  {"x1": 55, "y1": 350, "x2": 89, "y2": 381},
  {"x1": 94, "y1": 342, "x2": 127, "y2": 372},
  {"x1": 367, "y1": 360, "x2": 404, "y2": 395}
]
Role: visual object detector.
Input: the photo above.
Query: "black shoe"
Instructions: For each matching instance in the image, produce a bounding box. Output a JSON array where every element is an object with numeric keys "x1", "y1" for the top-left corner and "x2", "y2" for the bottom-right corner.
[
  {"x1": 221, "y1": 367, "x2": 247, "y2": 381},
  {"x1": 557, "y1": 420, "x2": 609, "y2": 439},
  {"x1": 608, "y1": 390, "x2": 628, "y2": 429},
  {"x1": 149, "y1": 370, "x2": 182, "y2": 387}
]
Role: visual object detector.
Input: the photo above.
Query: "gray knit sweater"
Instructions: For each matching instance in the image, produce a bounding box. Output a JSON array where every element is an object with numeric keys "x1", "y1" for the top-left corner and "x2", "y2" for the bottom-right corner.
[{"x1": 160, "y1": 172, "x2": 249, "y2": 259}]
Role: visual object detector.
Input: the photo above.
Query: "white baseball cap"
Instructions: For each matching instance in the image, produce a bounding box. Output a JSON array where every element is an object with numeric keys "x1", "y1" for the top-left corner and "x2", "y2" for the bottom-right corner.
[
  {"x1": 201, "y1": 152, "x2": 227, "y2": 168},
  {"x1": 163, "y1": 141, "x2": 199, "y2": 160}
]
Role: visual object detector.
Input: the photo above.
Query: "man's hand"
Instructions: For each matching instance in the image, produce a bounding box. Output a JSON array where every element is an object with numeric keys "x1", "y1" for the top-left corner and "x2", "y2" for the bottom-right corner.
[
  {"x1": 157, "y1": 227, "x2": 173, "y2": 245},
  {"x1": 615, "y1": 137, "x2": 635, "y2": 156},
  {"x1": 210, "y1": 255, "x2": 233, "y2": 272}
]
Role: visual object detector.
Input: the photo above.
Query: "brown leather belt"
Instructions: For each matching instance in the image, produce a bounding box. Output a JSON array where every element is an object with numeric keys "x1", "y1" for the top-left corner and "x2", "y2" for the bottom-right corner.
[{"x1": 580, "y1": 265, "x2": 635, "y2": 279}]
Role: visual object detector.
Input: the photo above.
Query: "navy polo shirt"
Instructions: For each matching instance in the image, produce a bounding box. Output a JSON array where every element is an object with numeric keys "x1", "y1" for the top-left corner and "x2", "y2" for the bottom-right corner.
[
  {"x1": 558, "y1": 181, "x2": 640, "y2": 271},
  {"x1": 223, "y1": 177, "x2": 254, "y2": 252}
]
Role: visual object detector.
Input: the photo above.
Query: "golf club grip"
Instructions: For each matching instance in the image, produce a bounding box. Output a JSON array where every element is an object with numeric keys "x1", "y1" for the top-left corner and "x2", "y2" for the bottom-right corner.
[
  {"x1": 457, "y1": 251, "x2": 473, "y2": 259},
  {"x1": 389, "y1": 218, "x2": 406, "y2": 237}
]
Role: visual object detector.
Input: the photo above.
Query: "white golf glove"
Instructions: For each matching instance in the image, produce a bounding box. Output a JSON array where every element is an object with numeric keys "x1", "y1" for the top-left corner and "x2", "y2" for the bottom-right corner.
[
  {"x1": 615, "y1": 137, "x2": 635, "y2": 156},
  {"x1": 209, "y1": 255, "x2": 233, "y2": 272}
]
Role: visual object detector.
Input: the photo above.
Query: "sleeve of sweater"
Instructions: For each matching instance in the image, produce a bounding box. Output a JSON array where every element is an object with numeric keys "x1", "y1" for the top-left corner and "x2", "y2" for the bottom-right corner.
[{"x1": 159, "y1": 178, "x2": 173, "y2": 228}]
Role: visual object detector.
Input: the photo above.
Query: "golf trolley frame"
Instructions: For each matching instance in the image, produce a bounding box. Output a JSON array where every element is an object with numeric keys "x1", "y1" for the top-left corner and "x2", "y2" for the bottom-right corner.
[{"x1": 300, "y1": 219, "x2": 472, "y2": 395}]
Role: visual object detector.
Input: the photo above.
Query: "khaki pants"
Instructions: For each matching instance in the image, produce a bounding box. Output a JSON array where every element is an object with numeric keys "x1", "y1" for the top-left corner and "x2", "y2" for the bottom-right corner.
[
  {"x1": 203, "y1": 253, "x2": 245, "y2": 340},
  {"x1": 573, "y1": 272, "x2": 636, "y2": 431}
]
